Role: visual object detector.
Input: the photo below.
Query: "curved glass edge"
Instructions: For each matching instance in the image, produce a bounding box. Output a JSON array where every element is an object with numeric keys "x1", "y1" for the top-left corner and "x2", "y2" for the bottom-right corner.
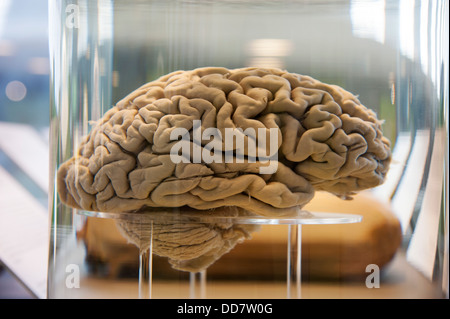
[{"x1": 76, "y1": 209, "x2": 362, "y2": 225}]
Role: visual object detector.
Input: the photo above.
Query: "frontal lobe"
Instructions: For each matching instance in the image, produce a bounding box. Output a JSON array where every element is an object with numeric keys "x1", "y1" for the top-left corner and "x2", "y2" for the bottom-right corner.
[{"x1": 57, "y1": 67, "x2": 391, "y2": 217}]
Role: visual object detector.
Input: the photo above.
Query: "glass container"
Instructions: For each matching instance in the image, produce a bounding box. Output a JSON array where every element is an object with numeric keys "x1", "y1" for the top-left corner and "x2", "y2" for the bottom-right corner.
[{"x1": 48, "y1": 0, "x2": 448, "y2": 299}]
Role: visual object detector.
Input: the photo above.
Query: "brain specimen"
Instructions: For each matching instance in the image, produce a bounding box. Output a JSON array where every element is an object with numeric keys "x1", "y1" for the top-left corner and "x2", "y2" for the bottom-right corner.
[{"x1": 57, "y1": 67, "x2": 391, "y2": 217}]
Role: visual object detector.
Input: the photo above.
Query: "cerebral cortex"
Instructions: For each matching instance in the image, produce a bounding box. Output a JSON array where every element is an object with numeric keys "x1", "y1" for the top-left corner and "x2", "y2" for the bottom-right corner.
[{"x1": 57, "y1": 67, "x2": 391, "y2": 217}]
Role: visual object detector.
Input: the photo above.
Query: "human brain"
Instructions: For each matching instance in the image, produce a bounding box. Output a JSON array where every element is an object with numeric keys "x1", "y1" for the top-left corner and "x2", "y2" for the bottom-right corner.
[{"x1": 57, "y1": 67, "x2": 391, "y2": 217}]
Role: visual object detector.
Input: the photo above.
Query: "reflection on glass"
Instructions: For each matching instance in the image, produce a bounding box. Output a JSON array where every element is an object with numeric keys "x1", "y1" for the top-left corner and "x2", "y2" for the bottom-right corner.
[{"x1": 350, "y1": 0, "x2": 386, "y2": 44}]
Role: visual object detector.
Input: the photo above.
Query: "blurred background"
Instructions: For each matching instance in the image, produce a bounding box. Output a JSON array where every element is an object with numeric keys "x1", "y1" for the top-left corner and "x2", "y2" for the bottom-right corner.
[
  {"x1": 0, "y1": 0, "x2": 49, "y2": 128},
  {"x1": 0, "y1": 0, "x2": 49, "y2": 299}
]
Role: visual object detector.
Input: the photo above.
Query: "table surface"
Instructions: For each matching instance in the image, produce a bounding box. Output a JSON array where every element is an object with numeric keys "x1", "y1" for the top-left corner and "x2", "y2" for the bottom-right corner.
[{"x1": 2, "y1": 249, "x2": 439, "y2": 299}]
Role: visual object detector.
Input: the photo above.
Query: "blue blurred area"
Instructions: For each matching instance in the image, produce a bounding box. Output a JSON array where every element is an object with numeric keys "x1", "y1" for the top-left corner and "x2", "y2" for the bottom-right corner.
[
  {"x1": 0, "y1": 0, "x2": 48, "y2": 299},
  {"x1": 0, "y1": 0, "x2": 49, "y2": 129}
]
